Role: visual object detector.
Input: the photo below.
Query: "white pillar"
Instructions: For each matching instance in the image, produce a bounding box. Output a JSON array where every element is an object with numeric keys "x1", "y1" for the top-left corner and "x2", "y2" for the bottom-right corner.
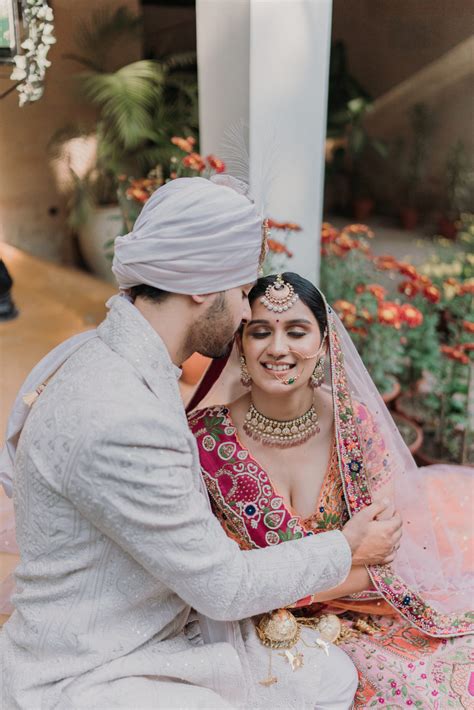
[{"x1": 197, "y1": 0, "x2": 332, "y2": 285}]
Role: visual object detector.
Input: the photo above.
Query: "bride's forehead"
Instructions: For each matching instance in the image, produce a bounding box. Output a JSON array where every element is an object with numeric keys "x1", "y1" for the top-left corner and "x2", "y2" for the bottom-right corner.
[{"x1": 249, "y1": 298, "x2": 316, "y2": 322}]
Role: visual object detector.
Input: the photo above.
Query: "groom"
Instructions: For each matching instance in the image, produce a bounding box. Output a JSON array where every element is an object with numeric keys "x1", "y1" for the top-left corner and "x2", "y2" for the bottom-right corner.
[{"x1": 1, "y1": 176, "x2": 401, "y2": 709}]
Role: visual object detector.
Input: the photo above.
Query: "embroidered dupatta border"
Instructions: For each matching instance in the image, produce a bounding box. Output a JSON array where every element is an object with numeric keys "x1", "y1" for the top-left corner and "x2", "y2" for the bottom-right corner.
[{"x1": 327, "y1": 305, "x2": 474, "y2": 638}]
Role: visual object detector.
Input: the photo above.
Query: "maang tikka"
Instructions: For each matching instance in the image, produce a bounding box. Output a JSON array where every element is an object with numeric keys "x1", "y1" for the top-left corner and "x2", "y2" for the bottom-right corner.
[{"x1": 261, "y1": 274, "x2": 299, "y2": 313}]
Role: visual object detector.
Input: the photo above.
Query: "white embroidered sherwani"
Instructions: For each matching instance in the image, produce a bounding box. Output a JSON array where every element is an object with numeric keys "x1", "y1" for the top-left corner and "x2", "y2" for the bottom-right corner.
[{"x1": 0, "y1": 297, "x2": 353, "y2": 709}]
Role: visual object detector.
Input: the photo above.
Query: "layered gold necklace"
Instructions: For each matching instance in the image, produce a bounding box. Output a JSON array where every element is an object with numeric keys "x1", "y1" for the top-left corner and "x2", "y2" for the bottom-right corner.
[{"x1": 243, "y1": 402, "x2": 320, "y2": 448}]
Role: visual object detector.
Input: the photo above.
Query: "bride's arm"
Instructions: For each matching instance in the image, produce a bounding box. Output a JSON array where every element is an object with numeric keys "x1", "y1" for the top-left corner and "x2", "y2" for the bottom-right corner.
[{"x1": 310, "y1": 566, "x2": 373, "y2": 602}]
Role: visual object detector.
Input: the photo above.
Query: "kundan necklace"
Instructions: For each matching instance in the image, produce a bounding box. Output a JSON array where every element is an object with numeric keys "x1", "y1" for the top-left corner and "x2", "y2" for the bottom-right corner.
[{"x1": 243, "y1": 401, "x2": 320, "y2": 448}]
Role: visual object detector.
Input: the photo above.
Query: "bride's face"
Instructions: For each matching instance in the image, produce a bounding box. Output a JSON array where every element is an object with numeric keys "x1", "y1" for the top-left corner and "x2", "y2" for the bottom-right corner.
[{"x1": 241, "y1": 296, "x2": 324, "y2": 393}]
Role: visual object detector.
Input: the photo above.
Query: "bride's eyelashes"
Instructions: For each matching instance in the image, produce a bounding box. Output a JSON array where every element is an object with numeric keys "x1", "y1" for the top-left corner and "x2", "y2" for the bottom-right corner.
[{"x1": 248, "y1": 330, "x2": 307, "y2": 340}]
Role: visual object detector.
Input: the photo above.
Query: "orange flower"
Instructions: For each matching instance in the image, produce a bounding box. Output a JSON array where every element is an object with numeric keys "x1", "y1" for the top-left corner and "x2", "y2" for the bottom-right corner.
[
  {"x1": 423, "y1": 285, "x2": 441, "y2": 304},
  {"x1": 267, "y1": 238, "x2": 293, "y2": 257},
  {"x1": 378, "y1": 301, "x2": 401, "y2": 328},
  {"x1": 417, "y1": 275, "x2": 432, "y2": 286},
  {"x1": 441, "y1": 345, "x2": 469, "y2": 364},
  {"x1": 343, "y1": 224, "x2": 374, "y2": 238},
  {"x1": 336, "y1": 233, "x2": 358, "y2": 251},
  {"x1": 399, "y1": 303, "x2": 423, "y2": 328},
  {"x1": 348, "y1": 326, "x2": 368, "y2": 336},
  {"x1": 398, "y1": 280, "x2": 419, "y2": 298},
  {"x1": 375, "y1": 255, "x2": 399, "y2": 271},
  {"x1": 334, "y1": 299, "x2": 356, "y2": 316},
  {"x1": 171, "y1": 136, "x2": 195, "y2": 153},
  {"x1": 355, "y1": 283, "x2": 387, "y2": 299},
  {"x1": 462, "y1": 343, "x2": 474, "y2": 352},
  {"x1": 206, "y1": 154, "x2": 226, "y2": 173},
  {"x1": 126, "y1": 187, "x2": 149, "y2": 203},
  {"x1": 460, "y1": 283, "x2": 474, "y2": 295},
  {"x1": 398, "y1": 262, "x2": 419, "y2": 280},
  {"x1": 321, "y1": 223, "x2": 339, "y2": 243},
  {"x1": 182, "y1": 152, "x2": 206, "y2": 172},
  {"x1": 463, "y1": 320, "x2": 474, "y2": 333},
  {"x1": 360, "y1": 308, "x2": 373, "y2": 323},
  {"x1": 268, "y1": 218, "x2": 302, "y2": 231}
]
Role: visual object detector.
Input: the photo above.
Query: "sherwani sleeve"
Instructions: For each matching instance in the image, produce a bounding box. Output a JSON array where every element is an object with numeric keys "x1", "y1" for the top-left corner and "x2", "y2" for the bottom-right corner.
[{"x1": 68, "y1": 406, "x2": 352, "y2": 622}]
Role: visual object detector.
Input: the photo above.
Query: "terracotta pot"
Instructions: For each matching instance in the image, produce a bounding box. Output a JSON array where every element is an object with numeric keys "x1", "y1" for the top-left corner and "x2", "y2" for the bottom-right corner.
[
  {"x1": 437, "y1": 215, "x2": 458, "y2": 240},
  {"x1": 381, "y1": 378, "x2": 401, "y2": 405},
  {"x1": 399, "y1": 207, "x2": 419, "y2": 231},
  {"x1": 415, "y1": 444, "x2": 448, "y2": 467},
  {"x1": 394, "y1": 390, "x2": 425, "y2": 425},
  {"x1": 352, "y1": 197, "x2": 374, "y2": 222},
  {"x1": 392, "y1": 412, "x2": 423, "y2": 455},
  {"x1": 78, "y1": 205, "x2": 123, "y2": 283},
  {"x1": 181, "y1": 352, "x2": 211, "y2": 386}
]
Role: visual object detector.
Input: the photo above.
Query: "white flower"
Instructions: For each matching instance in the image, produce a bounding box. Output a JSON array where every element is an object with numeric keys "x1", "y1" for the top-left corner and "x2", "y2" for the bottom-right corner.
[{"x1": 11, "y1": 65, "x2": 27, "y2": 81}]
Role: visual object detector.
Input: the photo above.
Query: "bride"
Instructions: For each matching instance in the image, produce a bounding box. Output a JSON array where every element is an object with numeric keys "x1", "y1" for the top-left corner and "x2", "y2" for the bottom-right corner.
[{"x1": 188, "y1": 272, "x2": 473, "y2": 708}]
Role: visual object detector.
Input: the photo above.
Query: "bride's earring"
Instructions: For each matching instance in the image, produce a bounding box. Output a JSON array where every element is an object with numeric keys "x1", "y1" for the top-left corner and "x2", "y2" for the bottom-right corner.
[
  {"x1": 311, "y1": 353, "x2": 326, "y2": 388},
  {"x1": 240, "y1": 356, "x2": 252, "y2": 387}
]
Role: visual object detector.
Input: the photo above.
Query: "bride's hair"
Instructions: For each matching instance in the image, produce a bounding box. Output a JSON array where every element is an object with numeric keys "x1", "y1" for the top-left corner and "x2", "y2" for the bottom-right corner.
[{"x1": 248, "y1": 272, "x2": 327, "y2": 337}]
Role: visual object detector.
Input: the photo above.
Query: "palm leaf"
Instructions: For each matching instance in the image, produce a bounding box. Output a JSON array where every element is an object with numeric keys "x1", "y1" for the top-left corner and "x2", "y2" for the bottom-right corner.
[{"x1": 79, "y1": 61, "x2": 166, "y2": 150}]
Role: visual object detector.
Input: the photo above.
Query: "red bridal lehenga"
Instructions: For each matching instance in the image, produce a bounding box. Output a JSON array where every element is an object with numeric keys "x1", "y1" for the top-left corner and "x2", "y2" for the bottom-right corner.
[{"x1": 188, "y1": 297, "x2": 474, "y2": 709}]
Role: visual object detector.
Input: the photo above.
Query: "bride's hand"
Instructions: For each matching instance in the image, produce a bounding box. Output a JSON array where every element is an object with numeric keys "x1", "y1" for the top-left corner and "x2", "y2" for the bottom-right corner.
[{"x1": 342, "y1": 499, "x2": 402, "y2": 566}]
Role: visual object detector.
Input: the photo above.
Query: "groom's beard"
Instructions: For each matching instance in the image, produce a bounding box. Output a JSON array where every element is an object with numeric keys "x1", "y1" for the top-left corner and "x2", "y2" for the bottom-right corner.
[{"x1": 187, "y1": 295, "x2": 237, "y2": 359}]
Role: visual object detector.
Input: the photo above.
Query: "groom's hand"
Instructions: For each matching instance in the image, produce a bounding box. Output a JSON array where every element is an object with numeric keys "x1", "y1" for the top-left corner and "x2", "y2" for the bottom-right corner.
[{"x1": 342, "y1": 499, "x2": 402, "y2": 566}]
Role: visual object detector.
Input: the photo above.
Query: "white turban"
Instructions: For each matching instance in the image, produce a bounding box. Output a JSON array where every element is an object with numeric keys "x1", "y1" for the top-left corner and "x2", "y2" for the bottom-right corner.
[{"x1": 112, "y1": 176, "x2": 262, "y2": 293}]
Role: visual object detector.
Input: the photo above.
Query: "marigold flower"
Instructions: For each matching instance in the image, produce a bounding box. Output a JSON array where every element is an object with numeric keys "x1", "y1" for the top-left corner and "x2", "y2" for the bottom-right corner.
[
  {"x1": 462, "y1": 343, "x2": 474, "y2": 352},
  {"x1": 398, "y1": 280, "x2": 419, "y2": 298},
  {"x1": 348, "y1": 326, "x2": 368, "y2": 336},
  {"x1": 268, "y1": 218, "x2": 302, "y2": 231},
  {"x1": 423, "y1": 285, "x2": 441, "y2": 304},
  {"x1": 343, "y1": 224, "x2": 374, "y2": 238},
  {"x1": 398, "y1": 262, "x2": 419, "y2": 280},
  {"x1": 267, "y1": 238, "x2": 293, "y2": 257},
  {"x1": 399, "y1": 303, "x2": 423, "y2": 328},
  {"x1": 355, "y1": 283, "x2": 387, "y2": 300},
  {"x1": 126, "y1": 187, "x2": 149, "y2": 203},
  {"x1": 182, "y1": 152, "x2": 206, "y2": 172},
  {"x1": 171, "y1": 136, "x2": 195, "y2": 153},
  {"x1": 378, "y1": 301, "x2": 401, "y2": 328},
  {"x1": 375, "y1": 255, "x2": 399, "y2": 271},
  {"x1": 417, "y1": 275, "x2": 432, "y2": 286},
  {"x1": 460, "y1": 283, "x2": 474, "y2": 295},
  {"x1": 441, "y1": 345, "x2": 469, "y2": 364},
  {"x1": 463, "y1": 320, "x2": 474, "y2": 333},
  {"x1": 206, "y1": 154, "x2": 226, "y2": 173},
  {"x1": 336, "y1": 233, "x2": 358, "y2": 251},
  {"x1": 321, "y1": 223, "x2": 338, "y2": 243},
  {"x1": 334, "y1": 299, "x2": 356, "y2": 316}
]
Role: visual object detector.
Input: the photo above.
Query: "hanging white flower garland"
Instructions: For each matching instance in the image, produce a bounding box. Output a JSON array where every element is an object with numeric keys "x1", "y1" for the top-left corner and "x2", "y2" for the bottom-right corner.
[{"x1": 10, "y1": 0, "x2": 56, "y2": 106}]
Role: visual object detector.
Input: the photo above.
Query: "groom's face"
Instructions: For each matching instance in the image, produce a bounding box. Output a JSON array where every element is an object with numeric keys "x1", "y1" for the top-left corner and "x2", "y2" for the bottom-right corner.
[{"x1": 192, "y1": 283, "x2": 253, "y2": 358}]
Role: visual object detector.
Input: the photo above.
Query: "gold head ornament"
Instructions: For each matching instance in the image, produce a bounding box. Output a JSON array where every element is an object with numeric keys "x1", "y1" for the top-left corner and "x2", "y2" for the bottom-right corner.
[{"x1": 260, "y1": 273, "x2": 299, "y2": 313}]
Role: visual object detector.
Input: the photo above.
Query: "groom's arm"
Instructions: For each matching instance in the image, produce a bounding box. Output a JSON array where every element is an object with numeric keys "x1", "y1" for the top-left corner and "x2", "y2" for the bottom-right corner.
[{"x1": 68, "y1": 404, "x2": 352, "y2": 621}]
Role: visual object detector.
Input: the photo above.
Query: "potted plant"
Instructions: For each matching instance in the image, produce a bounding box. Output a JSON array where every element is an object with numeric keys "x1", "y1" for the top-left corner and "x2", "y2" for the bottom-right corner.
[
  {"x1": 49, "y1": 5, "x2": 198, "y2": 281},
  {"x1": 397, "y1": 104, "x2": 433, "y2": 230},
  {"x1": 438, "y1": 141, "x2": 474, "y2": 239},
  {"x1": 325, "y1": 42, "x2": 387, "y2": 218}
]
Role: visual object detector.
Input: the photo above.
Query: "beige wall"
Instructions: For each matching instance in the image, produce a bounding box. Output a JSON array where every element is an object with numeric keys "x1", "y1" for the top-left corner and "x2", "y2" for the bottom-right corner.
[
  {"x1": 0, "y1": 0, "x2": 140, "y2": 263},
  {"x1": 331, "y1": 0, "x2": 474, "y2": 211}
]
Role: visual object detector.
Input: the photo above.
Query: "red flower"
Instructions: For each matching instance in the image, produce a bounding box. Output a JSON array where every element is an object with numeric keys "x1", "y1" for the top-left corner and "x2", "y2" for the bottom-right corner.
[
  {"x1": 321, "y1": 223, "x2": 338, "y2": 243},
  {"x1": 398, "y1": 262, "x2": 419, "y2": 280},
  {"x1": 206, "y1": 154, "x2": 226, "y2": 173},
  {"x1": 378, "y1": 301, "x2": 401, "y2": 329},
  {"x1": 334, "y1": 300, "x2": 357, "y2": 326},
  {"x1": 268, "y1": 218, "x2": 302, "y2": 231},
  {"x1": 182, "y1": 152, "x2": 206, "y2": 172},
  {"x1": 462, "y1": 343, "x2": 474, "y2": 353},
  {"x1": 398, "y1": 280, "x2": 419, "y2": 298},
  {"x1": 343, "y1": 224, "x2": 374, "y2": 238},
  {"x1": 399, "y1": 303, "x2": 423, "y2": 328},
  {"x1": 358, "y1": 283, "x2": 387, "y2": 301},
  {"x1": 171, "y1": 136, "x2": 196, "y2": 153},
  {"x1": 423, "y1": 285, "x2": 441, "y2": 304},
  {"x1": 441, "y1": 345, "x2": 469, "y2": 364},
  {"x1": 460, "y1": 283, "x2": 474, "y2": 295},
  {"x1": 267, "y1": 238, "x2": 293, "y2": 257},
  {"x1": 463, "y1": 320, "x2": 474, "y2": 333},
  {"x1": 126, "y1": 187, "x2": 149, "y2": 203},
  {"x1": 375, "y1": 255, "x2": 399, "y2": 271}
]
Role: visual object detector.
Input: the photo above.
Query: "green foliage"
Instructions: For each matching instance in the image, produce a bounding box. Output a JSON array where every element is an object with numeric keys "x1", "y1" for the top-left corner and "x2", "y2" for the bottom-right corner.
[{"x1": 52, "y1": 5, "x2": 199, "y2": 227}]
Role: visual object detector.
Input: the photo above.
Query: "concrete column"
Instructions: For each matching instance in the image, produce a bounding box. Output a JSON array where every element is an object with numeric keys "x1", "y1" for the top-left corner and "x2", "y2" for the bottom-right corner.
[{"x1": 196, "y1": 0, "x2": 332, "y2": 284}]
